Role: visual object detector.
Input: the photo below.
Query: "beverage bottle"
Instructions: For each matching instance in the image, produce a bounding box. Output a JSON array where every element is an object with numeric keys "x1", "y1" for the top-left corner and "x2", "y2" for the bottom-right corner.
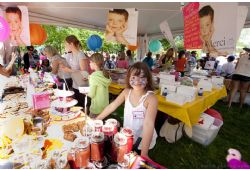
[{"x1": 198, "y1": 88, "x2": 203, "y2": 96}]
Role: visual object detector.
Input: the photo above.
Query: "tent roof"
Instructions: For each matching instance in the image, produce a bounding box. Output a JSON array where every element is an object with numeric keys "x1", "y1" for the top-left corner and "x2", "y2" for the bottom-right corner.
[{"x1": 1, "y1": 2, "x2": 250, "y2": 37}]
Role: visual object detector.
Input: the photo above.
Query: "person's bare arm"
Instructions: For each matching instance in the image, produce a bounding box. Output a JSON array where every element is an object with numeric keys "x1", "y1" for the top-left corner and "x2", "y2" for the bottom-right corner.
[
  {"x1": 0, "y1": 65, "x2": 11, "y2": 77},
  {"x1": 95, "y1": 88, "x2": 128, "y2": 120},
  {"x1": 158, "y1": 55, "x2": 164, "y2": 66},
  {"x1": 141, "y1": 94, "x2": 158, "y2": 158},
  {"x1": 60, "y1": 65, "x2": 74, "y2": 73},
  {"x1": 51, "y1": 60, "x2": 60, "y2": 75},
  {"x1": 79, "y1": 58, "x2": 88, "y2": 71},
  {"x1": 0, "y1": 53, "x2": 17, "y2": 77}
]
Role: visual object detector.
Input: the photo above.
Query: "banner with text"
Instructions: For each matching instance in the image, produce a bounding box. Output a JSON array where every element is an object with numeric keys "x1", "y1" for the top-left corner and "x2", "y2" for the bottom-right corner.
[
  {"x1": 183, "y1": 2, "x2": 201, "y2": 50},
  {"x1": 183, "y1": 3, "x2": 246, "y2": 57}
]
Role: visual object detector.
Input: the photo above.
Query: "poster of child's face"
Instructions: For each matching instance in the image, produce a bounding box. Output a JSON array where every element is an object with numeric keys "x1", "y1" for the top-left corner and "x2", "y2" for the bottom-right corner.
[
  {"x1": 199, "y1": 3, "x2": 238, "y2": 56},
  {"x1": 105, "y1": 8, "x2": 138, "y2": 46},
  {"x1": 2, "y1": 6, "x2": 30, "y2": 47}
]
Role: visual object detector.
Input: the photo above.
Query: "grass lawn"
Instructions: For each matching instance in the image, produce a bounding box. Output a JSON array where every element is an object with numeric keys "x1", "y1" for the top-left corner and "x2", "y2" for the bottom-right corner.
[{"x1": 108, "y1": 100, "x2": 250, "y2": 169}]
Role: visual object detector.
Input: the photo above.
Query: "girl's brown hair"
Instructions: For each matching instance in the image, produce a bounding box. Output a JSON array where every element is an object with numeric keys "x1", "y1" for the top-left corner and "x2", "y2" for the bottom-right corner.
[
  {"x1": 65, "y1": 35, "x2": 82, "y2": 50},
  {"x1": 90, "y1": 53, "x2": 110, "y2": 79},
  {"x1": 126, "y1": 62, "x2": 154, "y2": 91},
  {"x1": 164, "y1": 48, "x2": 174, "y2": 62}
]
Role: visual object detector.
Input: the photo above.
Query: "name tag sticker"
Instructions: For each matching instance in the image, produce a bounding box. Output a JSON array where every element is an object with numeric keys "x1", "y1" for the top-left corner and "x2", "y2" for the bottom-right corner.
[{"x1": 132, "y1": 111, "x2": 144, "y2": 119}]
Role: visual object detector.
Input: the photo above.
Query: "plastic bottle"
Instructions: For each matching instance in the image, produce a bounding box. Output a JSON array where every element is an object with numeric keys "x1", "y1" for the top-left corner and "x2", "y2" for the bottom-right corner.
[{"x1": 198, "y1": 88, "x2": 203, "y2": 96}]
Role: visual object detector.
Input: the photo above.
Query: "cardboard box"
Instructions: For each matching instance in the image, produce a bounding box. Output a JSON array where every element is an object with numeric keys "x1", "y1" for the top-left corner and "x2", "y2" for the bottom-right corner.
[
  {"x1": 212, "y1": 76, "x2": 224, "y2": 89},
  {"x1": 166, "y1": 93, "x2": 187, "y2": 105},
  {"x1": 198, "y1": 79, "x2": 213, "y2": 92}
]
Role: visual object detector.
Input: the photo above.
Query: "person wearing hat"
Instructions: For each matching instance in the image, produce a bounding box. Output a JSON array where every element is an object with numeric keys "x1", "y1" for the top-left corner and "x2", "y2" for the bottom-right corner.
[
  {"x1": 228, "y1": 49, "x2": 250, "y2": 108},
  {"x1": 221, "y1": 55, "x2": 235, "y2": 78},
  {"x1": 23, "y1": 46, "x2": 36, "y2": 70}
]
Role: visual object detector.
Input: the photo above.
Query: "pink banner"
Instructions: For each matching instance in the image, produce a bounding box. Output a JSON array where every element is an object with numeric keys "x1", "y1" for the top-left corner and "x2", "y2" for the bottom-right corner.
[{"x1": 183, "y1": 2, "x2": 202, "y2": 49}]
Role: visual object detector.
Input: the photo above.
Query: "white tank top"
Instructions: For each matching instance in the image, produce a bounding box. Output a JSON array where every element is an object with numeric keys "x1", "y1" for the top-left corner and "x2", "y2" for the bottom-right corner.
[{"x1": 124, "y1": 89, "x2": 158, "y2": 150}]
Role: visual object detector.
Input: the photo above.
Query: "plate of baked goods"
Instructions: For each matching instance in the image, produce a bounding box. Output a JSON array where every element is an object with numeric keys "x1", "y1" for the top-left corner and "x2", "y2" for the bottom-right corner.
[{"x1": 50, "y1": 107, "x2": 83, "y2": 121}]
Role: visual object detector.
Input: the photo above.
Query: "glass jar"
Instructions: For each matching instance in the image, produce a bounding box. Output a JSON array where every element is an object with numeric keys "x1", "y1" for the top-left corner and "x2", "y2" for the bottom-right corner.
[
  {"x1": 102, "y1": 124, "x2": 115, "y2": 156},
  {"x1": 111, "y1": 133, "x2": 127, "y2": 163},
  {"x1": 75, "y1": 137, "x2": 90, "y2": 169},
  {"x1": 102, "y1": 124, "x2": 114, "y2": 137},
  {"x1": 94, "y1": 120, "x2": 103, "y2": 132},
  {"x1": 91, "y1": 132, "x2": 105, "y2": 162},
  {"x1": 121, "y1": 128, "x2": 134, "y2": 153},
  {"x1": 106, "y1": 118, "x2": 119, "y2": 134},
  {"x1": 82, "y1": 123, "x2": 94, "y2": 137},
  {"x1": 67, "y1": 147, "x2": 76, "y2": 169},
  {"x1": 56, "y1": 155, "x2": 70, "y2": 169}
]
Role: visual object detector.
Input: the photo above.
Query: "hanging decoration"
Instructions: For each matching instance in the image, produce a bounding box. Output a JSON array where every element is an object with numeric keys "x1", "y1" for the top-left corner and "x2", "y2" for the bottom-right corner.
[
  {"x1": 87, "y1": 34, "x2": 103, "y2": 52},
  {"x1": 148, "y1": 40, "x2": 162, "y2": 52},
  {"x1": 127, "y1": 44, "x2": 138, "y2": 51},
  {"x1": 29, "y1": 23, "x2": 47, "y2": 45},
  {"x1": 0, "y1": 16, "x2": 10, "y2": 42}
]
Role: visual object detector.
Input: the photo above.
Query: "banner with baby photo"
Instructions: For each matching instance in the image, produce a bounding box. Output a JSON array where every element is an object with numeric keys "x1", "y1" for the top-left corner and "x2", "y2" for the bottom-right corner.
[
  {"x1": 105, "y1": 8, "x2": 138, "y2": 46},
  {"x1": 183, "y1": 3, "x2": 247, "y2": 57},
  {"x1": 1, "y1": 6, "x2": 30, "y2": 47}
]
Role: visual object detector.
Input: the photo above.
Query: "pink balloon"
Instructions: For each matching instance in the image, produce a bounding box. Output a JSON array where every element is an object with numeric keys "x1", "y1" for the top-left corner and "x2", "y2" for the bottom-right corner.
[{"x1": 0, "y1": 16, "x2": 10, "y2": 42}]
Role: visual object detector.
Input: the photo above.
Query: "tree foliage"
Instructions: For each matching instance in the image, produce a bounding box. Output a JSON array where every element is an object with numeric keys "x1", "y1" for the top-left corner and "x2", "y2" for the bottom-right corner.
[{"x1": 43, "y1": 25, "x2": 123, "y2": 54}]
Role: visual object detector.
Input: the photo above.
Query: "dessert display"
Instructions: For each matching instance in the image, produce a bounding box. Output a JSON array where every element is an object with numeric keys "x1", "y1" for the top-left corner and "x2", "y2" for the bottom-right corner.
[
  {"x1": 50, "y1": 85, "x2": 81, "y2": 121},
  {"x1": 0, "y1": 85, "x2": 28, "y2": 118},
  {"x1": 0, "y1": 74, "x2": 167, "y2": 169}
]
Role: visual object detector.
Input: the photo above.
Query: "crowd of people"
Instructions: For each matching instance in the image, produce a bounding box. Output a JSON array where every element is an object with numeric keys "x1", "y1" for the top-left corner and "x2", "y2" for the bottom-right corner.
[{"x1": 1, "y1": 33, "x2": 250, "y2": 159}]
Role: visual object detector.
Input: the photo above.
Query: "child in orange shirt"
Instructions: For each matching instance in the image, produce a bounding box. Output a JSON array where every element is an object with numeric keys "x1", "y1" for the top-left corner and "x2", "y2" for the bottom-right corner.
[{"x1": 175, "y1": 50, "x2": 187, "y2": 77}]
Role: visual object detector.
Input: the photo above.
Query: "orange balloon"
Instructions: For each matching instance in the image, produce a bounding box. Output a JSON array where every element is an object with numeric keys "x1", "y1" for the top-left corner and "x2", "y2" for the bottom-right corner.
[
  {"x1": 29, "y1": 23, "x2": 47, "y2": 45},
  {"x1": 127, "y1": 44, "x2": 138, "y2": 51}
]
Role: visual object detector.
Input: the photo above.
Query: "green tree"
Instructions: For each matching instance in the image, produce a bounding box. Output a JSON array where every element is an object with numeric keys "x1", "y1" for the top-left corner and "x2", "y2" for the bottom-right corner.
[
  {"x1": 160, "y1": 39, "x2": 171, "y2": 51},
  {"x1": 43, "y1": 25, "x2": 123, "y2": 54},
  {"x1": 174, "y1": 35, "x2": 184, "y2": 50}
]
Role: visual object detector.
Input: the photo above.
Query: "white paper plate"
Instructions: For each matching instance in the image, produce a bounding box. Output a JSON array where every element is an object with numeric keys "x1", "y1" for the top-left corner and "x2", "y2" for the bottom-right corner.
[
  {"x1": 54, "y1": 89, "x2": 74, "y2": 97},
  {"x1": 51, "y1": 99, "x2": 78, "y2": 108}
]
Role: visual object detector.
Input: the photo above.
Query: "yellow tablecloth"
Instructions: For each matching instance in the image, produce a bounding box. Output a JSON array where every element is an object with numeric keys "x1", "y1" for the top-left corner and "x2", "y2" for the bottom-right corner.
[
  {"x1": 157, "y1": 86, "x2": 227, "y2": 127},
  {"x1": 109, "y1": 82, "x2": 126, "y2": 95},
  {"x1": 108, "y1": 82, "x2": 227, "y2": 127}
]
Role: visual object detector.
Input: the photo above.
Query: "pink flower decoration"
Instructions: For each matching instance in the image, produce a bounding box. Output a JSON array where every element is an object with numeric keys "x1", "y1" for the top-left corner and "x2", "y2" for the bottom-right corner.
[
  {"x1": 39, "y1": 55, "x2": 47, "y2": 60},
  {"x1": 0, "y1": 16, "x2": 10, "y2": 42}
]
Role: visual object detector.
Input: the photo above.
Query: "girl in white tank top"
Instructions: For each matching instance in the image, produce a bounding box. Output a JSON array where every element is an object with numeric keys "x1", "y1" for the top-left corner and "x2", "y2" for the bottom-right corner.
[
  {"x1": 96, "y1": 62, "x2": 158, "y2": 159},
  {"x1": 124, "y1": 89, "x2": 157, "y2": 150}
]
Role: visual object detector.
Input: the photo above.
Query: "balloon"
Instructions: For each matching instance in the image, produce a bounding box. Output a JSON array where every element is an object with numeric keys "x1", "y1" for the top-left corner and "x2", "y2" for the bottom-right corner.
[
  {"x1": 127, "y1": 44, "x2": 138, "y2": 51},
  {"x1": 87, "y1": 35, "x2": 103, "y2": 51},
  {"x1": 29, "y1": 24, "x2": 47, "y2": 45},
  {"x1": 148, "y1": 40, "x2": 162, "y2": 52},
  {"x1": 0, "y1": 16, "x2": 10, "y2": 42}
]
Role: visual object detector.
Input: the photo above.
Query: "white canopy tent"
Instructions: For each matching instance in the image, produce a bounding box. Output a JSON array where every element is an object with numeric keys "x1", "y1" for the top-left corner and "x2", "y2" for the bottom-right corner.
[
  {"x1": 1, "y1": 2, "x2": 250, "y2": 36},
  {"x1": 1, "y1": 2, "x2": 250, "y2": 58}
]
